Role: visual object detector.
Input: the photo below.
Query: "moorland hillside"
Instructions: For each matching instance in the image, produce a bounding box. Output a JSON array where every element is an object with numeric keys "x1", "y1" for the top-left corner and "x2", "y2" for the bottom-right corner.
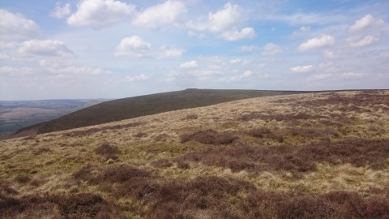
[
  {"x1": 1, "y1": 90, "x2": 389, "y2": 218},
  {"x1": 12, "y1": 89, "x2": 304, "y2": 137}
]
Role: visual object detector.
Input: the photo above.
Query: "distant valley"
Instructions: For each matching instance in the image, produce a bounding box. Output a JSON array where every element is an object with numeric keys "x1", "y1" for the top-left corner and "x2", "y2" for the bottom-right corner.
[{"x1": 0, "y1": 99, "x2": 107, "y2": 137}]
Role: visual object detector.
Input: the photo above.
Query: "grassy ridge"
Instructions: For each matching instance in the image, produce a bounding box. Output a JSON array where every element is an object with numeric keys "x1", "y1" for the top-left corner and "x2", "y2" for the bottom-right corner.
[{"x1": 18, "y1": 89, "x2": 303, "y2": 135}]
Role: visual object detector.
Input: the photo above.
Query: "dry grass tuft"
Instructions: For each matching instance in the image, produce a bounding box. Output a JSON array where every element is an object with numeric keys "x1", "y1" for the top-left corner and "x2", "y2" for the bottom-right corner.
[
  {"x1": 95, "y1": 143, "x2": 121, "y2": 160},
  {"x1": 182, "y1": 114, "x2": 198, "y2": 120},
  {"x1": 134, "y1": 132, "x2": 148, "y2": 138},
  {"x1": 34, "y1": 147, "x2": 51, "y2": 155}
]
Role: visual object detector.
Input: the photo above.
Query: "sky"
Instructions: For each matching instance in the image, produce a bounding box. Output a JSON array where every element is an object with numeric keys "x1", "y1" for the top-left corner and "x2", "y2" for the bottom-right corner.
[{"x1": 0, "y1": 0, "x2": 388, "y2": 100}]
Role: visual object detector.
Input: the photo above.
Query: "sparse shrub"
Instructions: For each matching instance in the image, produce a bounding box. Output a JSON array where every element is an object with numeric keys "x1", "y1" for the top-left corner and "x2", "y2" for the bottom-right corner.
[
  {"x1": 177, "y1": 161, "x2": 190, "y2": 169},
  {"x1": 180, "y1": 129, "x2": 238, "y2": 145},
  {"x1": 239, "y1": 111, "x2": 325, "y2": 122},
  {"x1": 154, "y1": 133, "x2": 169, "y2": 142},
  {"x1": 0, "y1": 191, "x2": 126, "y2": 219},
  {"x1": 73, "y1": 164, "x2": 100, "y2": 184},
  {"x1": 180, "y1": 129, "x2": 217, "y2": 144},
  {"x1": 240, "y1": 112, "x2": 262, "y2": 121},
  {"x1": 29, "y1": 179, "x2": 41, "y2": 187},
  {"x1": 15, "y1": 175, "x2": 31, "y2": 184},
  {"x1": 151, "y1": 159, "x2": 172, "y2": 168},
  {"x1": 103, "y1": 165, "x2": 152, "y2": 184},
  {"x1": 67, "y1": 163, "x2": 389, "y2": 218},
  {"x1": 246, "y1": 127, "x2": 271, "y2": 138},
  {"x1": 216, "y1": 131, "x2": 239, "y2": 144},
  {"x1": 95, "y1": 143, "x2": 121, "y2": 160},
  {"x1": 266, "y1": 132, "x2": 285, "y2": 143},
  {"x1": 173, "y1": 138, "x2": 389, "y2": 176},
  {"x1": 134, "y1": 132, "x2": 147, "y2": 138},
  {"x1": 0, "y1": 179, "x2": 18, "y2": 196},
  {"x1": 182, "y1": 114, "x2": 198, "y2": 120},
  {"x1": 34, "y1": 147, "x2": 51, "y2": 155}
]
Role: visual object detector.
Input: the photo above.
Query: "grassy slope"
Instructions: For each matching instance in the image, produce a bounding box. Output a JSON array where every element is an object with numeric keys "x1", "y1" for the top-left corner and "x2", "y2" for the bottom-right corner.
[
  {"x1": 16, "y1": 89, "x2": 303, "y2": 135},
  {"x1": 1, "y1": 90, "x2": 389, "y2": 218}
]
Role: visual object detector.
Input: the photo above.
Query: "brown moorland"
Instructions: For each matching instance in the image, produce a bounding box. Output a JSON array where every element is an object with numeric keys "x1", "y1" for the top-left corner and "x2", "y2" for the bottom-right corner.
[{"x1": 1, "y1": 90, "x2": 389, "y2": 218}]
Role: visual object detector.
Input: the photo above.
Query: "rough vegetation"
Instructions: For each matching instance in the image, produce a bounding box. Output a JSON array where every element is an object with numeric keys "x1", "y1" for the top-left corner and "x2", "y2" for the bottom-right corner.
[
  {"x1": 1, "y1": 90, "x2": 389, "y2": 218},
  {"x1": 15, "y1": 89, "x2": 302, "y2": 136}
]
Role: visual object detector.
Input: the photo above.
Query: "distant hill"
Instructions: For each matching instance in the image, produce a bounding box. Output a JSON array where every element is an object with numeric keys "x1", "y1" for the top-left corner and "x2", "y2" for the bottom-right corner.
[{"x1": 9, "y1": 89, "x2": 306, "y2": 137}]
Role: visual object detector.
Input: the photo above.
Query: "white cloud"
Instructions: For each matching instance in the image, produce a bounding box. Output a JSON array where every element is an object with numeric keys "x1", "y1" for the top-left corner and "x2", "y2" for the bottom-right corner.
[
  {"x1": 219, "y1": 27, "x2": 256, "y2": 41},
  {"x1": 18, "y1": 39, "x2": 73, "y2": 57},
  {"x1": 187, "y1": 3, "x2": 255, "y2": 41},
  {"x1": 298, "y1": 34, "x2": 335, "y2": 51},
  {"x1": 289, "y1": 65, "x2": 313, "y2": 73},
  {"x1": 180, "y1": 61, "x2": 198, "y2": 69},
  {"x1": 348, "y1": 14, "x2": 385, "y2": 32},
  {"x1": 50, "y1": 2, "x2": 71, "y2": 19},
  {"x1": 318, "y1": 62, "x2": 333, "y2": 69},
  {"x1": 157, "y1": 46, "x2": 184, "y2": 58},
  {"x1": 67, "y1": 0, "x2": 135, "y2": 29},
  {"x1": 348, "y1": 35, "x2": 379, "y2": 47},
  {"x1": 0, "y1": 66, "x2": 16, "y2": 73},
  {"x1": 48, "y1": 66, "x2": 113, "y2": 75},
  {"x1": 0, "y1": 9, "x2": 39, "y2": 40},
  {"x1": 291, "y1": 26, "x2": 310, "y2": 37},
  {"x1": 114, "y1": 36, "x2": 151, "y2": 57},
  {"x1": 323, "y1": 50, "x2": 341, "y2": 59},
  {"x1": 114, "y1": 36, "x2": 183, "y2": 58},
  {"x1": 262, "y1": 43, "x2": 283, "y2": 56},
  {"x1": 241, "y1": 70, "x2": 252, "y2": 77},
  {"x1": 132, "y1": 1, "x2": 187, "y2": 29},
  {"x1": 240, "y1": 45, "x2": 258, "y2": 52},
  {"x1": 125, "y1": 74, "x2": 150, "y2": 82},
  {"x1": 307, "y1": 73, "x2": 331, "y2": 81},
  {"x1": 187, "y1": 31, "x2": 206, "y2": 39},
  {"x1": 0, "y1": 53, "x2": 8, "y2": 60},
  {"x1": 188, "y1": 3, "x2": 243, "y2": 33},
  {"x1": 227, "y1": 70, "x2": 252, "y2": 81},
  {"x1": 340, "y1": 72, "x2": 364, "y2": 79},
  {"x1": 267, "y1": 13, "x2": 341, "y2": 25},
  {"x1": 230, "y1": 58, "x2": 241, "y2": 64},
  {"x1": 1, "y1": 62, "x2": 113, "y2": 77},
  {"x1": 207, "y1": 65, "x2": 222, "y2": 70},
  {"x1": 299, "y1": 26, "x2": 311, "y2": 33},
  {"x1": 0, "y1": 66, "x2": 34, "y2": 76}
]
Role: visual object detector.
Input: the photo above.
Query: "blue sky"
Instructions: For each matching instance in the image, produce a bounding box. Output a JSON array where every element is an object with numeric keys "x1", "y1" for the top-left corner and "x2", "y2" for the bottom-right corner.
[{"x1": 0, "y1": 0, "x2": 388, "y2": 100}]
